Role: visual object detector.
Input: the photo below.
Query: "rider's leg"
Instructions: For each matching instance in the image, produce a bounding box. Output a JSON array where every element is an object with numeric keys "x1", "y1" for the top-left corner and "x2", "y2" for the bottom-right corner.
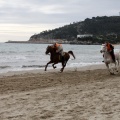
[
  {"x1": 57, "y1": 47, "x2": 64, "y2": 61},
  {"x1": 102, "y1": 54, "x2": 104, "y2": 62},
  {"x1": 110, "y1": 51, "x2": 115, "y2": 62},
  {"x1": 60, "y1": 52, "x2": 64, "y2": 62},
  {"x1": 56, "y1": 46, "x2": 64, "y2": 61}
]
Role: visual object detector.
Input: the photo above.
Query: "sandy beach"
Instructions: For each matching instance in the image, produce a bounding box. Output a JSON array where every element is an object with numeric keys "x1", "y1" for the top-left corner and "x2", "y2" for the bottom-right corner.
[{"x1": 0, "y1": 65, "x2": 120, "y2": 120}]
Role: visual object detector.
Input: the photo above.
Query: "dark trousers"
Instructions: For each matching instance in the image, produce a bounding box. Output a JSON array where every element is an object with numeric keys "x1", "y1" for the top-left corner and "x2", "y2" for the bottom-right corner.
[{"x1": 110, "y1": 50, "x2": 115, "y2": 62}]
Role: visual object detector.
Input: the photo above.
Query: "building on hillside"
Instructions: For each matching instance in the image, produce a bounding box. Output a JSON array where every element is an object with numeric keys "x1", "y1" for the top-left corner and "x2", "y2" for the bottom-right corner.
[{"x1": 77, "y1": 34, "x2": 93, "y2": 38}]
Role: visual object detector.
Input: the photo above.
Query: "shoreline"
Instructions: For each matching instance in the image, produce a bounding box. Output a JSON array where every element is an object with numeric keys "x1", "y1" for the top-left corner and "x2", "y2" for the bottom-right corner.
[
  {"x1": 4, "y1": 41, "x2": 102, "y2": 45},
  {"x1": 0, "y1": 63, "x2": 105, "y2": 77}
]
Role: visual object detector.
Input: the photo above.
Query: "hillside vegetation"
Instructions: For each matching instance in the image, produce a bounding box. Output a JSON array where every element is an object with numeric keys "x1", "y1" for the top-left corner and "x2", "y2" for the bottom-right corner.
[{"x1": 29, "y1": 16, "x2": 120, "y2": 44}]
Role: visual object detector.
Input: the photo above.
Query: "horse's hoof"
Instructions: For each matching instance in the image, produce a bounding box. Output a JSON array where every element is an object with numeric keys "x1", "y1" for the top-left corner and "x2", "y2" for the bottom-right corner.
[
  {"x1": 54, "y1": 66, "x2": 56, "y2": 69},
  {"x1": 110, "y1": 72, "x2": 114, "y2": 75},
  {"x1": 60, "y1": 69, "x2": 63, "y2": 72}
]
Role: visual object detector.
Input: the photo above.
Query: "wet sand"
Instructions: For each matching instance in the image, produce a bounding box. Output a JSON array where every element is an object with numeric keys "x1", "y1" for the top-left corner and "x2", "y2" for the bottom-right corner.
[{"x1": 0, "y1": 65, "x2": 120, "y2": 120}]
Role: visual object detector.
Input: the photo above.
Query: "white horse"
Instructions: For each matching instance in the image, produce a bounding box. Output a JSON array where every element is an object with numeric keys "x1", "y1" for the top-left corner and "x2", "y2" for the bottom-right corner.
[{"x1": 100, "y1": 44, "x2": 120, "y2": 74}]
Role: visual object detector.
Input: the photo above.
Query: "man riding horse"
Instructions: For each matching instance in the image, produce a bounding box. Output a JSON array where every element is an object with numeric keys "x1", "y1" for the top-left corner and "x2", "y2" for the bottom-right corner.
[
  {"x1": 45, "y1": 43, "x2": 75, "y2": 72},
  {"x1": 100, "y1": 42, "x2": 119, "y2": 74},
  {"x1": 53, "y1": 42, "x2": 65, "y2": 62},
  {"x1": 103, "y1": 42, "x2": 115, "y2": 62}
]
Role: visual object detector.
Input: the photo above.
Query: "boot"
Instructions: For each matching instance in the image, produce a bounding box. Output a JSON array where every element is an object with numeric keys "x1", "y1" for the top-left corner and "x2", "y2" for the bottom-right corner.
[
  {"x1": 113, "y1": 58, "x2": 115, "y2": 62},
  {"x1": 112, "y1": 54, "x2": 115, "y2": 62},
  {"x1": 102, "y1": 54, "x2": 104, "y2": 62},
  {"x1": 110, "y1": 51, "x2": 115, "y2": 62}
]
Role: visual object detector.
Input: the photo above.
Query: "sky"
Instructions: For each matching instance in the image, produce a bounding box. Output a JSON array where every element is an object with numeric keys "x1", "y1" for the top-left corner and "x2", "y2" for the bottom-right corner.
[{"x1": 0, "y1": 0, "x2": 120, "y2": 42}]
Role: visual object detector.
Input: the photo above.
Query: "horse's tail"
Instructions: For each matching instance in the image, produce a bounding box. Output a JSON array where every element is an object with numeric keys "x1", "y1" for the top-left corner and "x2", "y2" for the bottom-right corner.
[{"x1": 68, "y1": 51, "x2": 75, "y2": 59}]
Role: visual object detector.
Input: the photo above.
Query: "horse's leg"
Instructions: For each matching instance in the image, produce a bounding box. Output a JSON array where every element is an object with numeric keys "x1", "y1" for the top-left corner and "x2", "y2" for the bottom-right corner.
[
  {"x1": 52, "y1": 63, "x2": 58, "y2": 69},
  {"x1": 115, "y1": 60, "x2": 119, "y2": 72},
  {"x1": 118, "y1": 59, "x2": 120, "y2": 71},
  {"x1": 45, "y1": 61, "x2": 52, "y2": 71},
  {"x1": 60, "y1": 62, "x2": 65, "y2": 72},
  {"x1": 60, "y1": 56, "x2": 70, "y2": 72},
  {"x1": 112, "y1": 60, "x2": 118, "y2": 73},
  {"x1": 64, "y1": 59, "x2": 68, "y2": 67},
  {"x1": 117, "y1": 57, "x2": 119, "y2": 65},
  {"x1": 60, "y1": 60, "x2": 68, "y2": 72},
  {"x1": 106, "y1": 63, "x2": 111, "y2": 74}
]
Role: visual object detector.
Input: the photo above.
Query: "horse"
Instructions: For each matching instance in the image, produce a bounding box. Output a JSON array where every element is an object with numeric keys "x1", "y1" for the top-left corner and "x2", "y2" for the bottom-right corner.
[
  {"x1": 45, "y1": 45, "x2": 75, "y2": 72},
  {"x1": 100, "y1": 44, "x2": 120, "y2": 74}
]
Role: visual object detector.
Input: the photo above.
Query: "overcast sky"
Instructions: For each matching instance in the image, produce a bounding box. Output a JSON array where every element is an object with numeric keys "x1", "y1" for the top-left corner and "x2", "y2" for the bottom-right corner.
[{"x1": 0, "y1": 0, "x2": 120, "y2": 42}]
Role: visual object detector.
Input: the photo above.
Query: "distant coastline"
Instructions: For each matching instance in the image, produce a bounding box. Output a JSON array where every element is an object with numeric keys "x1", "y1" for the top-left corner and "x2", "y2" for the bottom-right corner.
[
  {"x1": 5, "y1": 41, "x2": 53, "y2": 44},
  {"x1": 5, "y1": 40, "x2": 101, "y2": 45}
]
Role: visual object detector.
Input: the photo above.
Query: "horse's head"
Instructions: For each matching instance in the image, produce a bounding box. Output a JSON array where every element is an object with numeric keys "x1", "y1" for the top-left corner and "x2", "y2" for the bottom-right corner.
[
  {"x1": 100, "y1": 44, "x2": 106, "y2": 53},
  {"x1": 45, "y1": 45, "x2": 55, "y2": 55}
]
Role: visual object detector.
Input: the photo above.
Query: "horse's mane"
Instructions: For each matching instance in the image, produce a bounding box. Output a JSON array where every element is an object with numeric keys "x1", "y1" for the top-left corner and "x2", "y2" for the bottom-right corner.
[{"x1": 48, "y1": 45, "x2": 57, "y2": 54}]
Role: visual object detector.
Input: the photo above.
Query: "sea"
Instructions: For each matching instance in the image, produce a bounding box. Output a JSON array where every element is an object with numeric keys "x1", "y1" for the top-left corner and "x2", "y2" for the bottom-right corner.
[{"x1": 0, "y1": 43, "x2": 120, "y2": 74}]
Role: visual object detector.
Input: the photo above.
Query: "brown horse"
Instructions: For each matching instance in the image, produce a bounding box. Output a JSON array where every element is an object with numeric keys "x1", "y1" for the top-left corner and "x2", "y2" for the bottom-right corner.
[{"x1": 45, "y1": 45, "x2": 75, "y2": 72}]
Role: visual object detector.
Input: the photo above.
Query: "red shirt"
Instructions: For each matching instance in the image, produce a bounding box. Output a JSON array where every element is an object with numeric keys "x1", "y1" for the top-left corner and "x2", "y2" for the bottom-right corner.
[{"x1": 106, "y1": 43, "x2": 114, "y2": 51}]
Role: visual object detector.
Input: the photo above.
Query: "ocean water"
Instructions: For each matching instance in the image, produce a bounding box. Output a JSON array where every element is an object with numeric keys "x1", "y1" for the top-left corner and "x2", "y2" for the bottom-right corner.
[{"x1": 0, "y1": 43, "x2": 120, "y2": 74}]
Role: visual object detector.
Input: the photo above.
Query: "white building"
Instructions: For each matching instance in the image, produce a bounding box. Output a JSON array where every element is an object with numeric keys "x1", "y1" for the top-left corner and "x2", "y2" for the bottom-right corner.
[{"x1": 77, "y1": 34, "x2": 93, "y2": 38}]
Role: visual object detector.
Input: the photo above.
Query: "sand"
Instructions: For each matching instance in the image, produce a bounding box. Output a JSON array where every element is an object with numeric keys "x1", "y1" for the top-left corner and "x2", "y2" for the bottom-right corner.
[{"x1": 0, "y1": 65, "x2": 120, "y2": 120}]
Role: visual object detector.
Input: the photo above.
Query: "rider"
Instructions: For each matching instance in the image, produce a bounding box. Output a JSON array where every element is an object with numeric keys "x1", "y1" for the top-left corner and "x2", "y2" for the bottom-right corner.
[
  {"x1": 53, "y1": 42, "x2": 64, "y2": 61},
  {"x1": 105, "y1": 42, "x2": 115, "y2": 62}
]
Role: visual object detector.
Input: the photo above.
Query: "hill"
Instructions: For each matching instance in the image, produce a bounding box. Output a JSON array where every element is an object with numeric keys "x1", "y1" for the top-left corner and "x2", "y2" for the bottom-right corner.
[{"x1": 29, "y1": 16, "x2": 120, "y2": 44}]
